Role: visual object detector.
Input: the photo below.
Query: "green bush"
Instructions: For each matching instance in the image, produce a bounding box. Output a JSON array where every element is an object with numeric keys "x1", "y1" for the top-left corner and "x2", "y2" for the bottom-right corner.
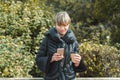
[
  {"x1": 0, "y1": 36, "x2": 35, "y2": 77},
  {"x1": 0, "y1": 0, "x2": 54, "y2": 77},
  {"x1": 79, "y1": 41, "x2": 120, "y2": 77},
  {"x1": 1, "y1": 1, "x2": 65, "y2": 77},
  {"x1": 71, "y1": 22, "x2": 113, "y2": 45},
  {"x1": 0, "y1": 0, "x2": 54, "y2": 54}
]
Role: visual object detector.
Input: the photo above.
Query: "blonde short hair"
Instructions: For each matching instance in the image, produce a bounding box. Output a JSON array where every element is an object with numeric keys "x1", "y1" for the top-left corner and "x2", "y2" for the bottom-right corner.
[{"x1": 55, "y1": 11, "x2": 71, "y2": 26}]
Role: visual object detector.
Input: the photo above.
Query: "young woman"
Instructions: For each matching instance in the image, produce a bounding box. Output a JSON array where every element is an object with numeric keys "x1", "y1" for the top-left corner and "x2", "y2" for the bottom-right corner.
[{"x1": 36, "y1": 11, "x2": 86, "y2": 80}]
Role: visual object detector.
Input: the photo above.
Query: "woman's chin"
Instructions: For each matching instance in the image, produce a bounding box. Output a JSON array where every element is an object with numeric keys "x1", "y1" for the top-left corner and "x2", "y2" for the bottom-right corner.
[{"x1": 59, "y1": 33, "x2": 66, "y2": 36}]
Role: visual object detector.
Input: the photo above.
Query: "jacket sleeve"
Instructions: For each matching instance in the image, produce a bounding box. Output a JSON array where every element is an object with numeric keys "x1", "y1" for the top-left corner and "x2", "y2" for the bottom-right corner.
[
  {"x1": 73, "y1": 41, "x2": 87, "y2": 72},
  {"x1": 35, "y1": 37, "x2": 51, "y2": 73},
  {"x1": 73, "y1": 59, "x2": 87, "y2": 72}
]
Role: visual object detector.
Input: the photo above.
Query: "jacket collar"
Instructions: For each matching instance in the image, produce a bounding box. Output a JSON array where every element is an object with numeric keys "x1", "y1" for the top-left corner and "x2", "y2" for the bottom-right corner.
[{"x1": 46, "y1": 28, "x2": 76, "y2": 44}]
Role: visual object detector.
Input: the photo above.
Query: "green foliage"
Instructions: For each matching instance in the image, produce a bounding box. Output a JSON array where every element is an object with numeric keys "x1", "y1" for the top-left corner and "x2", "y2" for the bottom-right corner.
[
  {"x1": 79, "y1": 41, "x2": 120, "y2": 77},
  {"x1": 0, "y1": 0, "x2": 54, "y2": 53},
  {"x1": 47, "y1": 0, "x2": 94, "y2": 22},
  {"x1": 0, "y1": 36, "x2": 34, "y2": 77},
  {"x1": 71, "y1": 23, "x2": 113, "y2": 45},
  {"x1": 93, "y1": 0, "x2": 120, "y2": 43},
  {"x1": 94, "y1": 0, "x2": 120, "y2": 22},
  {"x1": 0, "y1": 0, "x2": 54, "y2": 77}
]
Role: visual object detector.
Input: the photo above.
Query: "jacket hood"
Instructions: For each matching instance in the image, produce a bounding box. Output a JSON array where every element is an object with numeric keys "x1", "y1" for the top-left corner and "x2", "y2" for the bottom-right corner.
[{"x1": 45, "y1": 28, "x2": 76, "y2": 44}]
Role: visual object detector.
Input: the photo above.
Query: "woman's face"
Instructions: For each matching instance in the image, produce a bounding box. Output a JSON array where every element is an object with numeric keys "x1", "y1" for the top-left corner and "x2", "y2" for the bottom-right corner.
[{"x1": 56, "y1": 24, "x2": 69, "y2": 37}]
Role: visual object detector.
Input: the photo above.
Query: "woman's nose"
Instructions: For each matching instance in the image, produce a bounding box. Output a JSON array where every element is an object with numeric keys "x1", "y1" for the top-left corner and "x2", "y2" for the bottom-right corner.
[{"x1": 60, "y1": 27, "x2": 64, "y2": 30}]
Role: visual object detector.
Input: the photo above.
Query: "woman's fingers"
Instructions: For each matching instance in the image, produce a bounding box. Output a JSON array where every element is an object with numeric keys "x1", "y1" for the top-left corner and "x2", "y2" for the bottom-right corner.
[
  {"x1": 73, "y1": 54, "x2": 81, "y2": 63},
  {"x1": 53, "y1": 53, "x2": 64, "y2": 61}
]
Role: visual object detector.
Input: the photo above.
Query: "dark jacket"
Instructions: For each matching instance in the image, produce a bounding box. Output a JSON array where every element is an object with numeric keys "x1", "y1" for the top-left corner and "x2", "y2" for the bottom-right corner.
[{"x1": 36, "y1": 28, "x2": 86, "y2": 80}]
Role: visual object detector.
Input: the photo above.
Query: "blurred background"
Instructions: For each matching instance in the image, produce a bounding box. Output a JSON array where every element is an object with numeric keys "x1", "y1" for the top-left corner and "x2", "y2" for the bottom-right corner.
[{"x1": 0, "y1": 0, "x2": 120, "y2": 77}]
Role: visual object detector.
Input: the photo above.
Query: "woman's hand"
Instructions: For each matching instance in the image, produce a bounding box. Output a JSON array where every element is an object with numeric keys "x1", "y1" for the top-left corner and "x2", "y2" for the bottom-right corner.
[
  {"x1": 50, "y1": 53, "x2": 64, "y2": 63},
  {"x1": 71, "y1": 54, "x2": 81, "y2": 67}
]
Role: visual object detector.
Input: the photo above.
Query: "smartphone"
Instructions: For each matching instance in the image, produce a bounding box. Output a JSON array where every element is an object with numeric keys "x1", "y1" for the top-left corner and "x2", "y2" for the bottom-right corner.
[{"x1": 57, "y1": 48, "x2": 64, "y2": 55}]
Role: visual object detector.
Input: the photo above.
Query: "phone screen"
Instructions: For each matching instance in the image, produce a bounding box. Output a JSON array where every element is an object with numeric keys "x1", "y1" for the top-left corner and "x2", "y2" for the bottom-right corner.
[{"x1": 57, "y1": 48, "x2": 64, "y2": 55}]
